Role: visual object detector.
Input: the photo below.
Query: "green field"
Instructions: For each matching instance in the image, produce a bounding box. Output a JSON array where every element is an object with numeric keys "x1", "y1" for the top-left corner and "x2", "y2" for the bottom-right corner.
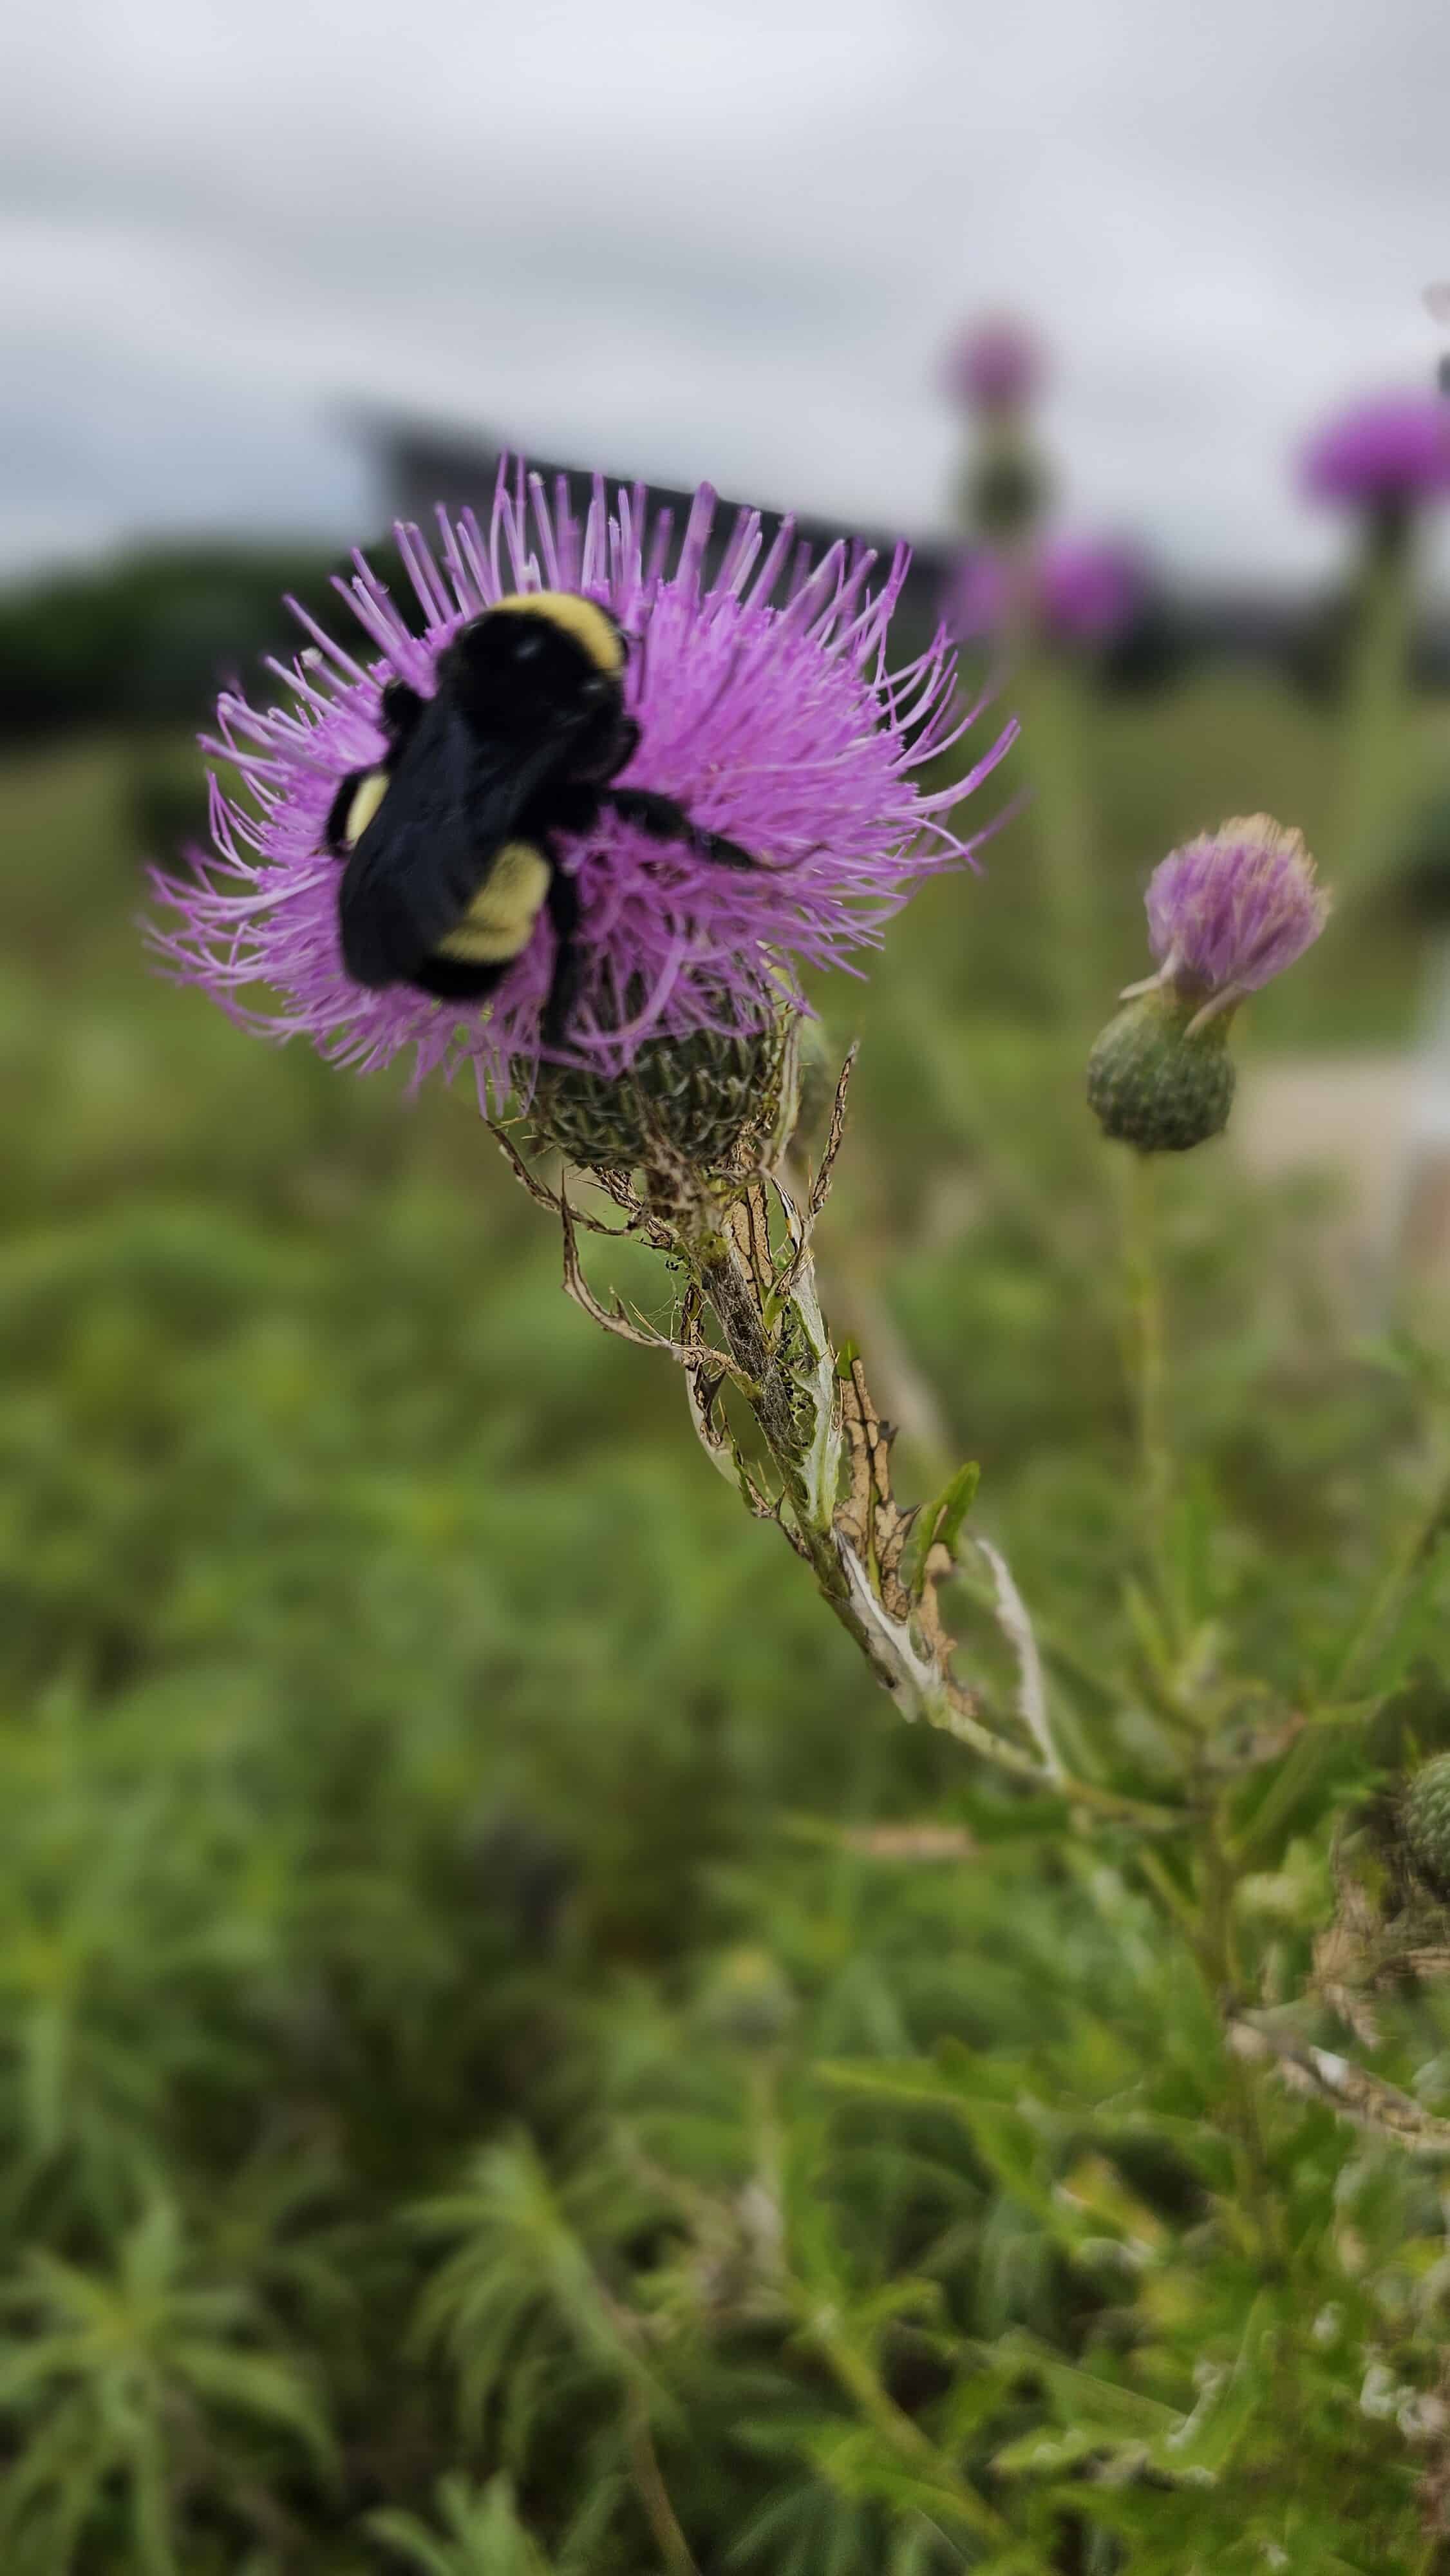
[{"x1": 5, "y1": 679, "x2": 1450, "y2": 2573}]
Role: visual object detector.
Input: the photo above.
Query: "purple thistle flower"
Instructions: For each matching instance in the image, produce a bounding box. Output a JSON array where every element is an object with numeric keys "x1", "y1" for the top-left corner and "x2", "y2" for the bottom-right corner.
[
  {"x1": 940, "y1": 314, "x2": 1046, "y2": 416},
  {"x1": 945, "y1": 536, "x2": 1143, "y2": 650},
  {"x1": 1127, "y1": 815, "x2": 1330, "y2": 1030},
  {"x1": 1300, "y1": 391, "x2": 1450, "y2": 510},
  {"x1": 149, "y1": 463, "x2": 1010, "y2": 1113}
]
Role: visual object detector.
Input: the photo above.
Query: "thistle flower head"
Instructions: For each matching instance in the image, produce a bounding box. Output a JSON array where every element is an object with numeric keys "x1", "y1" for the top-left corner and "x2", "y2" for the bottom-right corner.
[
  {"x1": 940, "y1": 312, "x2": 1046, "y2": 416},
  {"x1": 1141, "y1": 815, "x2": 1330, "y2": 1017},
  {"x1": 1087, "y1": 816, "x2": 1329, "y2": 1154},
  {"x1": 1300, "y1": 391, "x2": 1450, "y2": 511},
  {"x1": 946, "y1": 536, "x2": 1142, "y2": 650},
  {"x1": 149, "y1": 463, "x2": 1010, "y2": 1115}
]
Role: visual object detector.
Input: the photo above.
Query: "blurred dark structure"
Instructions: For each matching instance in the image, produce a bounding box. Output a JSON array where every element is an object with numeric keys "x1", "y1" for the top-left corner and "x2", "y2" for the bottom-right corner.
[
  {"x1": 370, "y1": 415, "x2": 1450, "y2": 698},
  {"x1": 372, "y1": 415, "x2": 954, "y2": 653},
  {"x1": 0, "y1": 547, "x2": 345, "y2": 744},
  {"x1": 5, "y1": 415, "x2": 1450, "y2": 753}
]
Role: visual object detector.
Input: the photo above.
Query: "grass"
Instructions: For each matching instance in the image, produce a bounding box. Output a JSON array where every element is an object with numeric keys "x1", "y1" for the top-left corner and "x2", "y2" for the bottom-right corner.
[{"x1": 3, "y1": 671, "x2": 1450, "y2": 2572}]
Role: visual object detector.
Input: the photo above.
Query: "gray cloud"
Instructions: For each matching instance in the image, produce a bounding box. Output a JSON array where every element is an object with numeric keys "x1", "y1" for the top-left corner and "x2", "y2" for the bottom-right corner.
[{"x1": 1, "y1": 0, "x2": 1446, "y2": 581}]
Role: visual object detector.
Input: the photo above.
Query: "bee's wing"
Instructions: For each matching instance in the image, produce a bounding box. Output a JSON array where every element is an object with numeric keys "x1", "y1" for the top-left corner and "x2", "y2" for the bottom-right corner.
[{"x1": 337, "y1": 701, "x2": 563, "y2": 990}]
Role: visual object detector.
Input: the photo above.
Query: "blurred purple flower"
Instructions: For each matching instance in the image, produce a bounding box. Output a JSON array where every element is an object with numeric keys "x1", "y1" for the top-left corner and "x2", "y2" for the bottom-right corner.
[
  {"x1": 940, "y1": 314, "x2": 1046, "y2": 415},
  {"x1": 1126, "y1": 814, "x2": 1330, "y2": 1028},
  {"x1": 149, "y1": 464, "x2": 1012, "y2": 1112},
  {"x1": 1300, "y1": 392, "x2": 1450, "y2": 509},
  {"x1": 945, "y1": 536, "x2": 1144, "y2": 650}
]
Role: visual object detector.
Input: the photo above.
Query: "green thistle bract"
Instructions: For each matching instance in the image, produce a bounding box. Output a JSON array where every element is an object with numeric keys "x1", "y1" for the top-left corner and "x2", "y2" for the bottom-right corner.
[
  {"x1": 1400, "y1": 1753, "x2": 1450, "y2": 1900},
  {"x1": 1086, "y1": 988, "x2": 1236, "y2": 1154},
  {"x1": 528, "y1": 1011, "x2": 791, "y2": 1177}
]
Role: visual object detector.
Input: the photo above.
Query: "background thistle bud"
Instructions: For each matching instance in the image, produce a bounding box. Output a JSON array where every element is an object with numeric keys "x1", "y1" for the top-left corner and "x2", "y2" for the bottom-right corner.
[
  {"x1": 1089, "y1": 814, "x2": 1329, "y2": 1153},
  {"x1": 1300, "y1": 390, "x2": 1450, "y2": 520},
  {"x1": 1086, "y1": 987, "x2": 1236, "y2": 1152},
  {"x1": 1400, "y1": 1754, "x2": 1450, "y2": 1901},
  {"x1": 961, "y1": 435, "x2": 1054, "y2": 543},
  {"x1": 695, "y1": 1946, "x2": 797, "y2": 2049},
  {"x1": 939, "y1": 312, "x2": 1048, "y2": 419}
]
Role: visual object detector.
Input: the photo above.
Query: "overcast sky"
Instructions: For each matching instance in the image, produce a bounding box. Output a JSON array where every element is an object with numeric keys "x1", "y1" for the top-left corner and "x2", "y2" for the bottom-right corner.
[{"x1": 1, "y1": 0, "x2": 1447, "y2": 587}]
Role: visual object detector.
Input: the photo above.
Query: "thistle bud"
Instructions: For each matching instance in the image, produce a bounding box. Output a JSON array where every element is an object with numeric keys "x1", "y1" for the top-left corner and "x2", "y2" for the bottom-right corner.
[
  {"x1": 695, "y1": 1946, "x2": 796, "y2": 2049},
  {"x1": 1088, "y1": 815, "x2": 1330, "y2": 1154},
  {"x1": 529, "y1": 1008, "x2": 795, "y2": 1180},
  {"x1": 1400, "y1": 1753, "x2": 1450, "y2": 1901},
  {"x1": 1086, "y1": 987, "x2": 1236, "y2": 1153},
  {"x1": 940, "y1": 314, "x2": 1052, "y2": 539}
]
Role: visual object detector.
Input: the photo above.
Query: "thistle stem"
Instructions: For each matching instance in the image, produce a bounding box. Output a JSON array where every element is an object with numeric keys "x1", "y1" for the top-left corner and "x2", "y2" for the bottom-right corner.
[
  {"x1": 1334, "y1": 515, "x2": 1415, "y2": 902},
  {"x1": 1196, "y1": 1805, "x2": 1290, "y2": 2278},
  {"x1": 1118, "y1": 1149, "x2": 1178, "y2": 1637},
  {"x1": 1022, "y1": 647, "x2": 1098, "y2": 1023},
  {"x1": 624, "y1": 2386, "x2": 699, "y2": 2576},
  {"x1": 523, "y1": 1090, "x2": 1184, "y2": 1841},
  {"x1": 1330, "y1": 1455, "x2": 1450, "y2": 1700},
  {"x1": 802, "y1": 2300, "x2": 1009, "y2": 2546},
  {"x1": 694, "y1": 1202, "x2": 1178, "y2": 1832}
]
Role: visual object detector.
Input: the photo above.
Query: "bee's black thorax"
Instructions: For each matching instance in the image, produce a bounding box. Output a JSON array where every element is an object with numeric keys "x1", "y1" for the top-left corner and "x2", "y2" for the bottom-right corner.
[{"x1": 442, "y1": 609, "x2": 632, "y2": 793}]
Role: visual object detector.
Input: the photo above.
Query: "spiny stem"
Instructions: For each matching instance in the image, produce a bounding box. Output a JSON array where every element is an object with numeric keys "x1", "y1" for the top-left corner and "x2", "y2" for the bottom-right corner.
[
  {"x1": 699, "y1": 1216, "x2": 1184, "y2": 1830},
  {"x1": 695, "y1": 1246, "x2": 800, "y2": 1458},
  {"x1": 541, "y1": 1098, "x2": 1184, "y2": 1840}
]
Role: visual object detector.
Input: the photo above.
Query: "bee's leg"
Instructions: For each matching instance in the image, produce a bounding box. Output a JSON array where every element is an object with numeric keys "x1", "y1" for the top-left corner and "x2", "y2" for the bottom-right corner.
[
  {"x1": 602, "y1": 715, "x2": 641, "y2": 776},
  {"x1": 544, "y1": 781, "x2": 605, "y2": 836},
  {"x1": 326, "y1": 684, "x2": 426, "y2": 859},
  {"x1": 410, "y1": 955, "x2": 509, "y2": 1001},
  {"x1": 599, "y1": 785, "x2": 758, "y2": 869},
  {"x1": 325, "y1": 770, "x2": 367, "y2": 857},
  {"x1": 540, "y1": 864, "x2": 583, "y2": 1048},
  {"x1": 379, "y1": 679, "x2": 426, "y2": 744}
]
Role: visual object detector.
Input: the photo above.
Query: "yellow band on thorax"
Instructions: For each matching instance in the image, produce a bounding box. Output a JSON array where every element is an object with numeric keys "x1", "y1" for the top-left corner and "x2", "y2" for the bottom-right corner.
[{"x1": 489, "y1": 591, "x2": 625, "y2": 676}]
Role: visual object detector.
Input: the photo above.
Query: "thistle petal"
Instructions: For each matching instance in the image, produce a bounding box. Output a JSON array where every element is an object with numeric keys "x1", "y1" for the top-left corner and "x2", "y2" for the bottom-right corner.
[{"x1": 1143, "y1": 815, "x2": 1330, "y2": 1003}]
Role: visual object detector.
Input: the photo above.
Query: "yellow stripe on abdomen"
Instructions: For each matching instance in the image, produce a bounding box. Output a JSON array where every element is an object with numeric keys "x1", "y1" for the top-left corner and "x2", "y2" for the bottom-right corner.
[{"x1": 433, "y1": 842, "x2": 552, "y2": 965}]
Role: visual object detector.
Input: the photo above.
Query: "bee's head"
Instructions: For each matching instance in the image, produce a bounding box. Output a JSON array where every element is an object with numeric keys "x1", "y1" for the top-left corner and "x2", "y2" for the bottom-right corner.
[{"x1": 445, "y1": 595, "x2": 626, "y2": 742}]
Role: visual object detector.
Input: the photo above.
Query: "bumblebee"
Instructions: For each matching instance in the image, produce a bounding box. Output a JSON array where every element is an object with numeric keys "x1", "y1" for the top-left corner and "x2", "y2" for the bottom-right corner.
[{"x1": 326, "y1": 590, "x2": 758, "y2": 1041}]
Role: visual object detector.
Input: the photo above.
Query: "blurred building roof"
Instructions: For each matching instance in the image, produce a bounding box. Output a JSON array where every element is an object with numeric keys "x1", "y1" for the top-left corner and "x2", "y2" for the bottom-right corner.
[
  {"x1": 362, "y1": 415, "x2": 1450, "y2": 685},
  {"x1": 362, "y1": 416, "x2": 954, "y2": 643}
]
